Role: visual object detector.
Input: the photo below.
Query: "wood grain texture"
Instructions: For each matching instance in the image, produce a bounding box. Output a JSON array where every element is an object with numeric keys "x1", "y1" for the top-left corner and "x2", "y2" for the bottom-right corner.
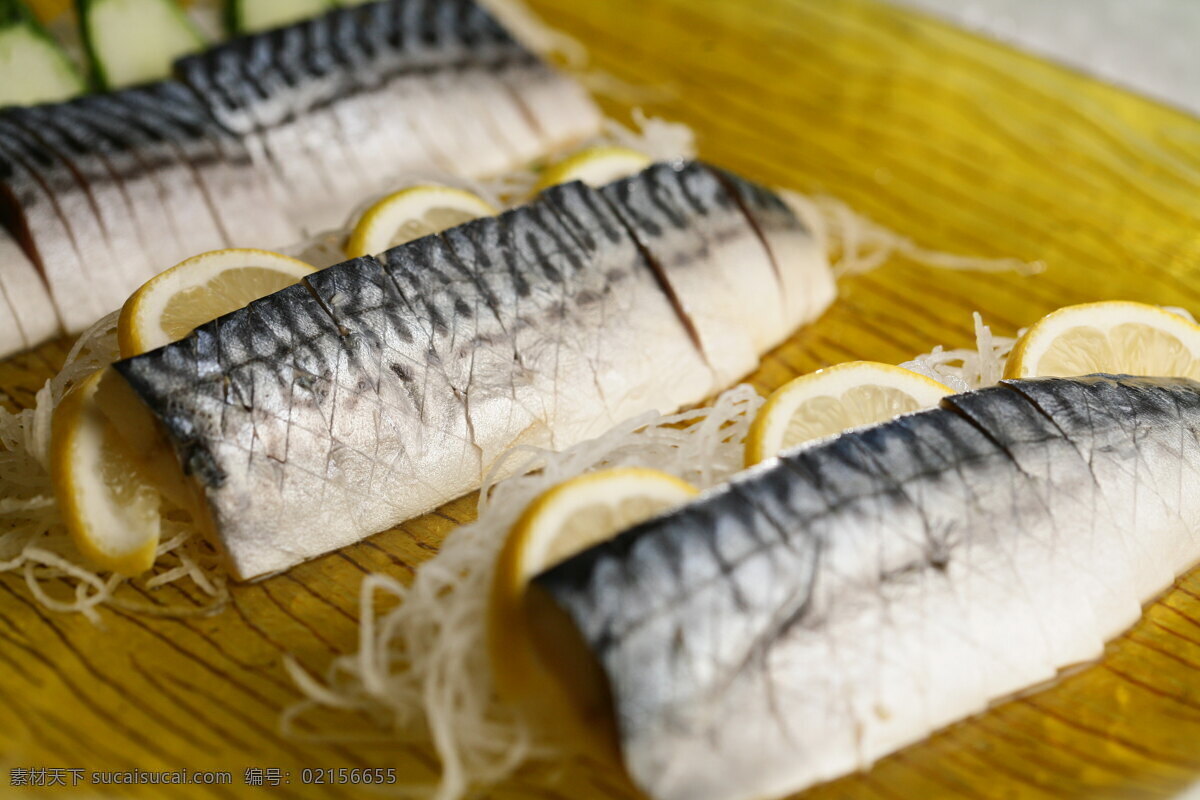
[{"x1": 3, "y1": 0, "x2": 1200, "y2": 797}]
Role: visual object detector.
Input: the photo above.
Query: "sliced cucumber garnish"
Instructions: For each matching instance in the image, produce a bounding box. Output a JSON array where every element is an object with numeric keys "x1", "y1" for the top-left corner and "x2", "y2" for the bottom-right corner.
[
  {"x1": 78, "y1": 0, "x2": 205, "y2": 89},
  {"x1": 229, "y1": 0, "x2": 333, "y2": 35},
  {"x1": 0, "y1": 0, "x2": 85, "y2": 106}
]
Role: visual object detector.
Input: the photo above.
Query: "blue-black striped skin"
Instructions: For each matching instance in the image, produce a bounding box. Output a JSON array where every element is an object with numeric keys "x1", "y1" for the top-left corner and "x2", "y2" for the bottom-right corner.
[
  {"x1": 0, "y1": 127, "x2": 92, "y2": 328},
  {"x1": 79, "y1": 91, "x2": 225, "y2": 227},
  {"x1": 114, "y1": 85, "x2": 259, "y2": 225},
  {"x1": 532, "y1": 374, "x2": 1200, "y2": 800},
  {"x1": 0, "y1": 124, "x2": 69, "y2": 251},
  {"x1": 174, "y1": 0, "x2": 530, "y2": 131},
  {"x1": 5, "y1": 102, "x2": 154, "y2": 291},
  {"x1": 0, "y1": 117, "x2": 82, "y2": 207},
  {"x1": 112, "y1": 161, "x2": 735, "y2": 488},
  {"x1": 62, "y1": 92, "x2": 226, "y2": 268},
  {"x1": 0, "y1": 0, "x2": 600, "y2": 345},
  {"x1": 0, "y1": 117, "x2": 114, "y2": 323},
  {"x1": 39, "y1": 94, "x2": 205, "y2": 280},
  {"x1": 111, "y1": 160, "x2": 817, "y2": 579}
]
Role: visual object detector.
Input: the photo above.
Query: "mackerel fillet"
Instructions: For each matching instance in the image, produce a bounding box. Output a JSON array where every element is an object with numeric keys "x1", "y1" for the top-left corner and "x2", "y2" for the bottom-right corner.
[
  {"x1": 0, "y1": 0, "x2": 600, "y2": 352},
  {"x1": 113, "y1": 161, "x2": 834, "y2": 578},
  {"x1": 533, "y1": 375, "x2": 1200, "y2": 800}
]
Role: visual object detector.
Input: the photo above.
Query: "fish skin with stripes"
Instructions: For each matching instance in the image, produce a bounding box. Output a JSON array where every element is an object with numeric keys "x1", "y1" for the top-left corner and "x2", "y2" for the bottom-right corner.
[
  {"x1": 111, "y1": 160, "x2": 834, "y2": 579},
  {"x1": 532, "y1": 374, "x2": 1200, "y2": 800},
  {"x1": 0, "y1": 0, "x2": 601, "y2": 357}
]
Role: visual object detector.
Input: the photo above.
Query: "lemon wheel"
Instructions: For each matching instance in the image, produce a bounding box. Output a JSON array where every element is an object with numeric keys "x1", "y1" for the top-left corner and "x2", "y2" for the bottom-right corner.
[
  {"x1": 1004, "y1": 301, "x2": 1200, "y2": 380},
  {"x1": 344, "y1": 186, "x2": 496, "y2": 259},
  {"x1": 51, "y1": 370, "x2": 163, "y2": 575},
  {"x1": 535, "y1": 145, "x2": 652, "y2": 192},
  {"x1": 118, "y1": 248, "x2": 315, "y2": 357},
  {"x1": 489, "y1": 468, "x2": 696, "y2": 755},
  {"x1": 745, "y1": 361, "x2": 952, "y2": 466}
]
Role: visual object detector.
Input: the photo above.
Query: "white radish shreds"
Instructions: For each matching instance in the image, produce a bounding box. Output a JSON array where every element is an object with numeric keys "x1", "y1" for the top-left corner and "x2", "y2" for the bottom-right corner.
[
  {"x1": 296, "y1": 146, "x2": 1035, "y2": 288},
  {"x1": 0, "y1": 313, "x2": 227, "y2": 622},
  {"x1": 483, "y1": 0, "x2": 675, "y2": 105},
  {"x1": 900, "y1": 306, "x2": 1194, "y2": 393},
  {"x1": 480, "y1": 0, "x2": 589, "y2": 68},
  {"x1": 901, "y1": 312, "x2": 1018, "y2": 392},
  {"x1": 782, "y1": 191, "x2": 1044, "y2": 280},
  {"x1": 290, "y1": 311, "x2": 1025, "y2": 798},
  {"x1": 601, "y1": 109, "x2": 697, "y2": 164},
  {"x1": 287, "y1": 385, "x2": 764, "y2": 800}
]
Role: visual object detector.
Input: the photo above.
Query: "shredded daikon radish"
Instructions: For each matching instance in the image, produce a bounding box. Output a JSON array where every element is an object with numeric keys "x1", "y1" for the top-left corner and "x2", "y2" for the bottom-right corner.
[
  {"x1": 483, "y1": 0, "x2": 677, "y2": 106},
  {"x1": 782, "y1": 192, "x2": 1044, "y2": 280},
  {"x1": 602, "y1": 109, "x2": 696, "y2": 163},
  {"x1": 0, "y1": 314, "x2": 227, "y2": 622},
  {"x1": 0, "y1": 122, "x2": 1033, "y2": 627},
  {"x1": 480, "y1": 0, "x2": 589, "y2": 69},
  {"x1": 285, "y1": 385, "x2": 764, "y2": 800},
  {"x1": 289, "y1": 312, "x2": 1028, "y2": 797},
  {"x1": 0, "y1": 74, "x2": 1034, "y2": 627},
  {"x1": 899, "y1": 306, "x2": 1192, "y2": 393},
  {"x1": 900, "y1": 312, "x2": 1018, "y2": 392}
]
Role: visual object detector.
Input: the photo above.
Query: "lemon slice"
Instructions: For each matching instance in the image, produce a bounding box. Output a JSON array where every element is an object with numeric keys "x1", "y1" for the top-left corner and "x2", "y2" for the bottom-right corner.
[
  {"x1": 50, "y1": 370, "x2": 162, "y2": 575},
  {"x1": 1004, "y1": 301, "x2": 1200, "y2": 381},
  {"x1": 118, "y1": 248, "x2": 315, "y2": 358},
  {"x1": 344, "y1": 186, "x2": 496, "y2": 259},
  {"x1": 535, "y1": 146, "x2": 653, "y2": 191},
  {"x1": 489, "y1": 468, "x2": 696, "y2": 752},
  {"x1": 495, "y1": 468, "x2": 697, "y2": 585},
  {"x1": 745, "y1": 361, "x2": 953, "y2": 466}
]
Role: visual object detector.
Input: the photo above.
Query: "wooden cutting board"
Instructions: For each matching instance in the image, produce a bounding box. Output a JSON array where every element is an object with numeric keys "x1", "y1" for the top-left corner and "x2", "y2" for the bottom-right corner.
[{"x1": 3, "y1": 0, "x2": 1200, "y2": 797}]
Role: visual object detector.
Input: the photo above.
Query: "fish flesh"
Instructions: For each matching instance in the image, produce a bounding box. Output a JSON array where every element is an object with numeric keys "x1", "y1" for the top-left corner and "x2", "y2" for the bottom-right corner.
[
  {"x1": 531, "y1": 374, "x2": 1200, "y2": 800},
  {"x1": 49, "y1": 98, "x2": 195, "y2": 281},
  {"x1": 111, "y1": 160, "x2": 834, "y2": 579},
  {"x1": 0, "y1": 125, "x2": 104, "y2": 332},
  {"x1": 115, "y1": 82, "x2": 297, "y2": 252},
  {"x1": 172, "y1": 0, "x2": 601, "y2": 231},
  {"x1": 80, "y1": 93, "x2": 231, "y2": 270},
  {"x1": 0, "y1": 0, "x2": 601, "y2": 351},
  {"x1": 6, "y1": 103, "x2": 157, "y2": 292},
  {"x1": 0, "y1": 226, "x2": 59, "y2": 357}
]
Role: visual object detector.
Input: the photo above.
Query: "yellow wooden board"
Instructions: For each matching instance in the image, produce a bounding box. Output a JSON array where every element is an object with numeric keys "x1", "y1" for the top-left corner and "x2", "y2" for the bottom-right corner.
[{"x1": 4, "y1": 0, "x2": 1200, "y2": 797}]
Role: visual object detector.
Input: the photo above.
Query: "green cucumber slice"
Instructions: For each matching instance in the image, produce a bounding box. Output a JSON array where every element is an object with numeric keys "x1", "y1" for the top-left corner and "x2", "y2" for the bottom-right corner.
[
  {"x1": 229, "y1": 0, "x2": 333, "y2": 35},
  {"x1": 0, "y1": 0, "x2": 85, "y2": 106},
  {"x1": 77, "y1": 0, "x2": 205, "y2": 89}
]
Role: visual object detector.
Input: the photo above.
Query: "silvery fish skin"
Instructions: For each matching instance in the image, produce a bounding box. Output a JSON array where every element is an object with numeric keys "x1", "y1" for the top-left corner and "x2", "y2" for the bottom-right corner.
[
  {"x1": 0, "y1": 0, "x2": 600, "y2": 350},
  {"x1": 117, "y1": 82, "x2": 299, "y2": 252},
  {"x1": 5, "y1": 105, "x2": 156, "y2": 290},
  {"x1": 175, "y1": 0, "x2": 601, "y2": 233},
  {"x1": 0, "y1": 227, "x2": 59, "y2": 356},
  {"x1": 495, "y1": 60, "x2": 600, "y2": 155},
  {"x1": 49, "y1": 99, "x2": 193, "y2": 279},
  {"x1": 0, "y1": 119, "x2": 125, "y2": 316},
  {"x1": 113, "y1": 161, "x2": 833, "y2": 579},
  {"x1": 0, "y1": 260, "x2": 22, "y2": 356},
  {"x1": 55, "y1": 97, "x2": 202, "y2": 281},
  {"x1": 113, "y1": 84, "x2": 283, "y2": 258},
  {"x1": 0, "y1": 128, "x2": 103, "y2": 331},
  {"x1": 181, "y1": 28, "x2": 348, "y2": 231},
  {"x1": 317, "y1": 2, "x2": 442, "y2": 175},
  {"x1": 602, "y1": 164, "x2": 802, "y2": 386},
  {"x1": 75, "y1": 93, "x2": 230, "y2": 268},
  {"x1": 533, "y1": 375, "x2": 1200, "y2": 800}
]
